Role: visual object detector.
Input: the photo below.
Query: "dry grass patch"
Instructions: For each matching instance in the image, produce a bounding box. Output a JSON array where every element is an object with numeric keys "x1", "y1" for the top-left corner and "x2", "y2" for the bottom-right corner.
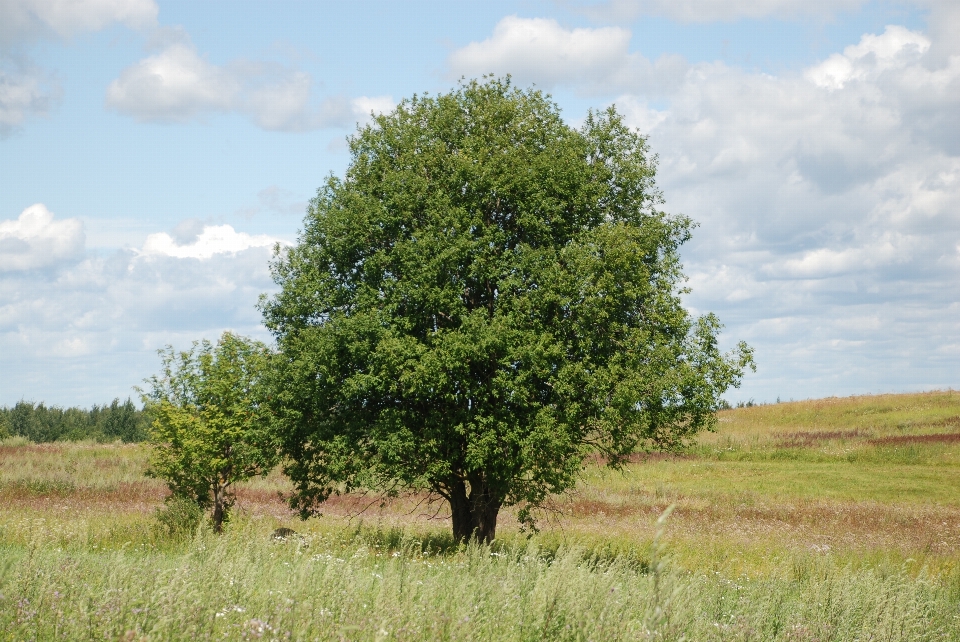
[{"x1": 709, "y1": 390, "x2": 960, "y2": 448}]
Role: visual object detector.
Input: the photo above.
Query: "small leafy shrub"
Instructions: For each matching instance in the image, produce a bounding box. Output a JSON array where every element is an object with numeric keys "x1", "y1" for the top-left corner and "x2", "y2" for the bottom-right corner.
[
  {"x1": 154, "y1": 494, "x2": 204, "y2": 539},
  {"x1": 142, "y1": 332, "x2": 276, "y2": 534}
]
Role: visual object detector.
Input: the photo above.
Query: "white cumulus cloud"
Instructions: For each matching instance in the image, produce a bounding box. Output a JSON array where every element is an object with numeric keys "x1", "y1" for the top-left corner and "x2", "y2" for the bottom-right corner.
[
  {"x1": 351, "y1": 95, "x2": 395, "y2": 118},
  {"x1": 0, "y1": 0, "x2": 157, "y2": 46},
  {"x1": 769, "y1": 235, "x2": 920, "y2": 279},
  {"x1": 0, "y1": 216, "x2": 287, "y2": 405},
  {"x1": 140, "y1": 224, "x2": 282, "y2": 259},
  {"x1": 574, "y1": 0, "x2": 866, "y2": 23},
  {"x1": 447, "y1": 16, "x2": 685, "y2": 94},
  {"x1": 449, "y1": 16, "x2": 631, "y2": 88},
  {"x1": 0, "y1": 204, "x2": 84, "y2": 271},
  {"x1": 105, "y1": 42, "x2": 237, "y2": 122},
  {"x1": 0, "y1": 58, "x2": 61, "y2": 137},
  {"x1": 0, "y1": 0, "x2": 157, "y2": 135},
  {"x1": 106, "y1": 39, "x2": 395, "y2": 131},
  {"x1": 805, "y1": 26, "x2": 931, "y2": 90}
]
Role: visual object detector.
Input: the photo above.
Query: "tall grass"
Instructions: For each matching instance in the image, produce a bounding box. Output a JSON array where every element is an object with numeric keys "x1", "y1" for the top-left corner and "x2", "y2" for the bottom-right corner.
[{"x1": 2, "y1": 520, "x2": 957, "y2": 641}]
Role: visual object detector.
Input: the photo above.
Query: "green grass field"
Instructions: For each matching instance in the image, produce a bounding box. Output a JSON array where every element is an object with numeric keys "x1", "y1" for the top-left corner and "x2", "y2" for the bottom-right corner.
[{"x1": 2, "y1": 391, "x2": 959, "y2": 640}]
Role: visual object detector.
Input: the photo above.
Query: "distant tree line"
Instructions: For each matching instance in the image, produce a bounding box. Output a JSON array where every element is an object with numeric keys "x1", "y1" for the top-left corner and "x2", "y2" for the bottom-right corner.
[
  {"x1": 717, "y1": 398, "x2": 759, "y2": 410},
  {"x1": 0, "y1": 399, "x2": 148, "y2": 443}
]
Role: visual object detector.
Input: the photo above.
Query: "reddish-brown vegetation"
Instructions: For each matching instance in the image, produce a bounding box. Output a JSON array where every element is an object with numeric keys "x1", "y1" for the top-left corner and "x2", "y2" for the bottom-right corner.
[
  {"x1": 775, "y1": 430, "x2": 871, "y2": 448},
  {"x1": 869, "y1": 433, "x2": 960, "y2": 446}
]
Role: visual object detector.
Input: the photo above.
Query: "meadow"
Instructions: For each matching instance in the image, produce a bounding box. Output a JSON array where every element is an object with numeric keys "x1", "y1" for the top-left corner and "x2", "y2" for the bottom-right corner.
[{"x1": 1, "y1": 390, "x2": 959, "y2": 640}]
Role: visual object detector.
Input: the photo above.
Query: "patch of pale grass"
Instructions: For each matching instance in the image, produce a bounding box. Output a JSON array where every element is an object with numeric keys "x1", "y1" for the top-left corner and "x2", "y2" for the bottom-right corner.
[
  {"x1": 706, "y1": 390, "x2": 960, "y2": 449},
  {"x1": 0, "y1": 440, "x2": 149, "y2": 489}
]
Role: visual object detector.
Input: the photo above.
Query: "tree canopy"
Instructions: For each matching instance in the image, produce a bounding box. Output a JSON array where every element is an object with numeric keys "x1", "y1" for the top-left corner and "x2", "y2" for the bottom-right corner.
[{"x1": 262, "y1": 78, "x2": 754, "y2": 542}]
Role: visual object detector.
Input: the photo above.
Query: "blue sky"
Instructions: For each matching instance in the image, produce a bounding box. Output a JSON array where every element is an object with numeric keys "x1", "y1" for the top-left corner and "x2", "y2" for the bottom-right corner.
[{"x1": 1, "y1": 0, "x2": 958, "y2": 407}]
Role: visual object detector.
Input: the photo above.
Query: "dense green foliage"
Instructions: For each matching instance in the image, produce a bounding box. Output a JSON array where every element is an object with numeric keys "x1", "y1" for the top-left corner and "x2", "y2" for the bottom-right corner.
[
  {"x1": 0, "y1": 398, "x2": 147, "y2": 443},
  {"x1": 263, "y1": 78, "x2": 753, "y2": 542},
  {"x1": 141, "y1": 332, "x2": 277, "y2": 532}
]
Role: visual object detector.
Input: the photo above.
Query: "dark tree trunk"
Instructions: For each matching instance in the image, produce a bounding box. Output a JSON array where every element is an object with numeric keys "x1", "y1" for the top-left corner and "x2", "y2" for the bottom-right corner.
[
  {"x1": 212, "y1": 484, "x2": 226, "y2": 534},
  {"x1": 449, "y1": 483, "x2": 474, "y2": 543},
  {"x1": 448, "y1": 475, "x2": 502, "y2": 544}
]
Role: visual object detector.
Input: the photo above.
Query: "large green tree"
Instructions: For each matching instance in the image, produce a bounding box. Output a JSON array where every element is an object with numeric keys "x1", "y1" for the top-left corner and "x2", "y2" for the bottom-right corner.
[
  {"x1": 141, "y1": 332, "x2": 277, "y2": 533},
  {"x1": 262, "y1": 78, "x2": 753, "y2": 543}
]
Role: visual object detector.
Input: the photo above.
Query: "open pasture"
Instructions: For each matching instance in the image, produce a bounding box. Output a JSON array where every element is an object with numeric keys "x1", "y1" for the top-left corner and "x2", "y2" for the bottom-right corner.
[{"x1": 1, "y1": 391, "x2": 959, "y2": 639}]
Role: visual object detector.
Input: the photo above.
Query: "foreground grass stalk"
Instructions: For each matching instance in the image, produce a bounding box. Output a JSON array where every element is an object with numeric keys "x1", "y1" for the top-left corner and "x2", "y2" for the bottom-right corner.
[{"x1": 1, "y1": 523, "x2": 958, "y2": 641}]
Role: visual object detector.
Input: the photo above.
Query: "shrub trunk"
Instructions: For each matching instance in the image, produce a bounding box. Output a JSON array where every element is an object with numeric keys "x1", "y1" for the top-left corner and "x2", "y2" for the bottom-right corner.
[{"x1": 211, "y1": 484, "x2": 228, "y2": 534}]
